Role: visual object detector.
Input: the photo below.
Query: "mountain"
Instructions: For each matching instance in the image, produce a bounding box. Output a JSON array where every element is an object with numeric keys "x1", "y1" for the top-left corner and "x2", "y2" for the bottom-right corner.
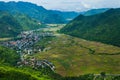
[
  {"x1": 0, "y1": 10, "x2": 45, "y2": 37},
  {"x1": 81, "y1": 8, "x2": 109, "y2": 16},
  {"x1": 13, "y1": 13, "x2": 44, "y2": 31},
  {"x1": 0, "y1": 1, "x2": 65, "y2": 24},
  {"x1": 60, "y1": 8, "x2": 120, "y2": 46},
  {"x1": 0, "y1": 11, "x2": 22, "y2": 38},
  {"x1": 0, "y1": 1, "x2": 81, "y2": 24},
  {"x1": 49, "y1": 10, "x2": 80, "y2": 22},
  {"x1": 50, "y1": 8, "x2": 109, "y2": 22}
]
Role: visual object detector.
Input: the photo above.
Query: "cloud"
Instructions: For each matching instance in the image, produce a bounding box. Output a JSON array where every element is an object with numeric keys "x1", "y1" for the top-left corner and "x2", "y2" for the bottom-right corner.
[
  {"x1": 81, "y1": 2, "x2": 91, "y2": 9},
  {"x1": 0, "y1": 0, "x2": 120, "y2": 11}
]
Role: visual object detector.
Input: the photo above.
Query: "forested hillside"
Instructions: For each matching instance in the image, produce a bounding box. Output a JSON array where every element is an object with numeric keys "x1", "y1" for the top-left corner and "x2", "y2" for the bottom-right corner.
[
  {"x1": 0, "y1": 11, "x2": 22, "y2": 37},
  {"x1": 13, "y1": 13, "x2": 44, "y2": 31},
  {"x1": 0, "y1": 11, "x2": 45, "y2": 37},
  {"x1": 0, "y1": 46, "x2": 19, "y2": 65},
  {"x1": 60, "y1": 8, "x2": 120, "y2": 46}
]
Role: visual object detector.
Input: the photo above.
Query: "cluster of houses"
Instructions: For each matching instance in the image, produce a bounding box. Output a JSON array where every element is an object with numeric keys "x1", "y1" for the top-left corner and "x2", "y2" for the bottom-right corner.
[
  {"x1": 17, "y1": 58, "x2": 55, "y2": 71},
  {"x1": 0, "y1": 30, "x2": 55, "y2": 71},
  {"x1": 1, "y1": 31, "x2": 54, "y2": 53}
]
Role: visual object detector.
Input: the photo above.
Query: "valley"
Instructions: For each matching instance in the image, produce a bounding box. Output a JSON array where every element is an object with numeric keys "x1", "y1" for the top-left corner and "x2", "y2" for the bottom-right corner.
[
  {"x1": 0, "y1": 24, "x2": 120, "y2": 78},
  {"x1": 0, "y1": 1, "x2": 120, "y2": 80}
]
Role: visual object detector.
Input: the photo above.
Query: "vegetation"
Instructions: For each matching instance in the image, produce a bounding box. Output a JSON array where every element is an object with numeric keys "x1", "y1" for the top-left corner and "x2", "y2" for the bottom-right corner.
[
  {"x1": 0, "y1": 24, "x2": 120, "y2": 80},
  {"x1": 0, "y1": 46, "x2": 20, "y2": 65},
  {"x1": 0, "y1": 1, "x2": 64, "y2": 24},
  {"x1": 0, "y1": 10, "x2": 46, "y2": 38},
  {"x1": 0, "y1": 64, "x2": 119, "y2": 80},
  {"x1": 0, "y1": 11, "x2": 22, "y2": 38},
  {"x1": 0, "y1": 65, "x2": 64, "y2": 80},
  {"x1": 0, "y1": 1, "x2": 81, "y2": 24},
  {"x1": 60, "y1": 8, "x2": 120, "y2": 46},
  {"x1": 33, "y1": 34, "x2": 120, "y2": 76},
  {"x1": 0, "y1": 1, "x2": 120, "y2": 79},
  {"x1": 13, "y1": 13, "x2": 45, "y2": 31},
  {"x1": 81, "y1": 8, "x2": 109, "y2": 16}
]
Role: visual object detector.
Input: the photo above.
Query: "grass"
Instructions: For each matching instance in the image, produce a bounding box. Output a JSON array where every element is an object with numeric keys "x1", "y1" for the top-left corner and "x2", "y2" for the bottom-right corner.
[
  {"x1": 0, "y1": 65, "x2": 51, "y2": 80},
  {"x1": 33, "y1": 34, "x2": 120, "y2": 77}
]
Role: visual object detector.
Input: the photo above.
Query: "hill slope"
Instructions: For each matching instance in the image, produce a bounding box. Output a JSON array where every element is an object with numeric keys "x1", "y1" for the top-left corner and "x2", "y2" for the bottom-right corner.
[
  {"x1": 33, "y1": 34, "x2": 120, "y2": 76},
  {"x1": 0, "y1": 46, "x2": 19, "y2": 65},
  {"x1": 0, "y1": 65, "x2": 61, "y2": 80},
  {"x1": 0, "y1": 11, "x2": 45, "y2": 37},
  {"x1": 13, "y1": 13, "x2": 44, "y2": 31},
  {"x1": 60, "y1": 8, "x2": 120, "y2": 46},
  {"x1": 0, "y1": 11, "x2": 22, "y2": 37}
]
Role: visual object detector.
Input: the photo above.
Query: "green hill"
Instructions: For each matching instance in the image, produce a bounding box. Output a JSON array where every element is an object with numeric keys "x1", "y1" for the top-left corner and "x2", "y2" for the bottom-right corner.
[
  {"x1": 0, "y1": 66, "x2": 37, "y2": 80},
  {"x1": 13, "y1": 13, "x2": 44, "y2": 31},
  {"x1": 60, "y1": 8, "x2": 120, "y2": 46},
  {"x1": 0, "y1": 46, "x2": 19, "y2": 65},
  {"x1": 0, "y1": 10, "x2": 46, "y2": 37},
  {"x1": 0, "y1": 65, "x2": 62, "y2": 80},
  {"x1": 0, "y1": 11, "x2": 22, "y2": 38}
]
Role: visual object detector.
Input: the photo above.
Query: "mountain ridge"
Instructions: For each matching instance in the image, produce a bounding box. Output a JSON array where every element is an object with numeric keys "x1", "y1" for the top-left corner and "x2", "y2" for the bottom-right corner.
[
  {"x1": 60, "y1": 8, "x2": 120, "y2": 46},
  {"x1": 0, "y1": 1, "x2": 80, "y2": 24}
]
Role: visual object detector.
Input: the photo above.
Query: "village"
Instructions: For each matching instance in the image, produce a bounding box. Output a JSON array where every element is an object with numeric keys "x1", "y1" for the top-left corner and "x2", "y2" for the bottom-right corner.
[{"x1": 0, "y1": 30, "x2": 55, "y2": 71}]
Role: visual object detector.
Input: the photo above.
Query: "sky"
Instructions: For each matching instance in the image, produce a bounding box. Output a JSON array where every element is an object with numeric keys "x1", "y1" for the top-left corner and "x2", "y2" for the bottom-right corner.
[{"x1": 0, "y1": 0, "x2": 120, "y2": 12}]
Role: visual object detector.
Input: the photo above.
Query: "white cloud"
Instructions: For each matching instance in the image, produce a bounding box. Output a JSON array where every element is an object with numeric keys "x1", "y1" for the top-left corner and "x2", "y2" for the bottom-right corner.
[{"x1": 81, "y1": 2, "x2": 91, "y2": 9}]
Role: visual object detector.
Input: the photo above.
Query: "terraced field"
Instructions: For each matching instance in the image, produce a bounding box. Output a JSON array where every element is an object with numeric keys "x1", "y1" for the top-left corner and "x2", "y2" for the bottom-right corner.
[{"x1": 33, "y1": 34, "x2": 120, "y2": 77}]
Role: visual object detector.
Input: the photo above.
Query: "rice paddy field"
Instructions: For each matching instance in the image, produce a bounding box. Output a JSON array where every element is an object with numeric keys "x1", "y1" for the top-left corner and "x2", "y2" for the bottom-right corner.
[{"x1": 33, "y1": 34, "x2": 120, "y2": 77}]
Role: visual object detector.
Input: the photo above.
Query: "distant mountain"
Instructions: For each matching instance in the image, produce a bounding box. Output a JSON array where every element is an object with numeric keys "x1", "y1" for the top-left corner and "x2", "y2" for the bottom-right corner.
[
  {"x1": 0, "y1": 1, "x2": 70, "y2": 23},
  {"x1": 81, "y1": 8, "x2": 109, "y2": 16},
  {"x1": 0, "y1": 11, "x2": 22, "y2": 37},
  {"x1": 60, "y1": 8, "x2": 120, "y2": 46},
  {"x1": 49, "y1": 10, "x2": 80, "y2": 22},
  {"x1": 0, "y1": 1, "x2": 65, "y2": 24}
]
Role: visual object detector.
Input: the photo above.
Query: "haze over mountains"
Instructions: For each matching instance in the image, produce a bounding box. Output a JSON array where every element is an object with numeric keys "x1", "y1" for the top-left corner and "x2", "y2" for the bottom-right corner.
[
  {"x1": 0, "y1": 1, "x2": 109, "y2": 24},
  {"x1": 81, "y1": 8, "x2": 109, "y2": 16},
  {"x1": 0, "y1": 1, "x2": 78, "y2": 23}
]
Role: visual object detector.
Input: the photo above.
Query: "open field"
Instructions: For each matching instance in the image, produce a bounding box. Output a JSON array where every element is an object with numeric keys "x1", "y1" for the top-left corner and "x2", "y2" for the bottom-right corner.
[
  {"x1": 0, "y1": 38, "x2": 12, "y2": 41},
  {"x1": 43, "y1": 24, "x2": 65, "y2": 33},
  {"x1": 33, "y1": 34, "x2": 120, "y2": 77}
]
